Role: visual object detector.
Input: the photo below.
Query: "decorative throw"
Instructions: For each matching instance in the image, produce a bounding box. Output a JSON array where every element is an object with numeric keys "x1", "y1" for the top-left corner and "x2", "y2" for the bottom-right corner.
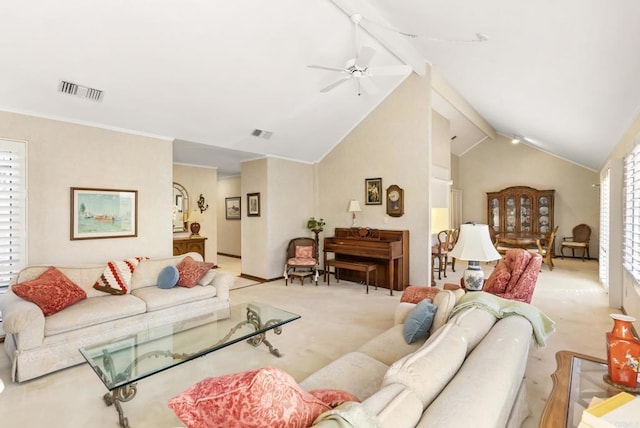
[
  {"x1": 12, "y1": 266, "x2": 87, "y2": 316},
  {"x1": 93, "y1": 257, "x2": 145, "y2": 295}
]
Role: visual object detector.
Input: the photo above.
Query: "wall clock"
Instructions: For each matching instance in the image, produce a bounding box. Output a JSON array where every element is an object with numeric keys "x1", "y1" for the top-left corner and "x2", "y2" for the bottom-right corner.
[{"x1": 386, "y1": 184, "x2": 404, "y2": 217}]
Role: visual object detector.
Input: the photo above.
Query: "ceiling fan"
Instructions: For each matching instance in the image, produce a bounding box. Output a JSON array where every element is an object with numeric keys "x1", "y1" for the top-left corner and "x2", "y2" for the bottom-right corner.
[{"x1": 308, "y1": 14, "x2": 410, "y2": 96}]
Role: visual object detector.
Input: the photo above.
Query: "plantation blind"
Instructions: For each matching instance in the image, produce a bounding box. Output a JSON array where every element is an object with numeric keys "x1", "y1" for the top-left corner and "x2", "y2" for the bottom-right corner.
[
  {"x1": 623, "y1": 144, "x2": 640, "y2": 282},
  {"x1": 0, "y1": 139, "x2": 26, "y2": 294}
]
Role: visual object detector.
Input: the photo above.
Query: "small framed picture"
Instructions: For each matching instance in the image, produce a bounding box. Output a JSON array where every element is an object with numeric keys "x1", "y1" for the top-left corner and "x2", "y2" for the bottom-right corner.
[
  {"x1": 225, "y1": 197, "x2": 241, "y2": 220},
  {"x1": 365, "y1": 178, "x2": 383, "y2": 205},
  {"x1": 70, "y1": 187, "x2": 137, "y2": 240},
  {"x1": 247, "y1": 193, "x2": 260, "y2": 217}
]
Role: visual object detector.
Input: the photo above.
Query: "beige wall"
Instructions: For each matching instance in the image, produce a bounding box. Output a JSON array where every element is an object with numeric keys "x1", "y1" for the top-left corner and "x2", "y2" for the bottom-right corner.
[
  {"x1": 240, "y1": 157, "x2": 314, "y2": 279},
  {"x1": 458, "y1": 134, "x2": 600, "y2": 258},
  {"x1": 431, "y1": 110, "x2": 451, "y2": 209},
  {"x1": 217, "y1": 176, "x2": 241, "y2": 256},
  {"x1": 0, "y1": 111, "x2": 173, "y2": 265},
  {"x1": 172, "y1": 164, "x2": 218, "y2": 263},
  {"x1": 318, "y1": 71, "x2": 432, "y2": 284}
]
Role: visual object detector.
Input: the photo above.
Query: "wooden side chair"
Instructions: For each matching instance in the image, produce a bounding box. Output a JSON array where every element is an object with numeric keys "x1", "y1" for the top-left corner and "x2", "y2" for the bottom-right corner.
[
  {"x1": 535, "y1": 225, "x2": 559, "y2": 270},
  {"x1": 431, "y1": 230, "x2": 450, "y2": 283},
  {"x1": 560, "y1": 224, "x2": 591, "y2": 261}
]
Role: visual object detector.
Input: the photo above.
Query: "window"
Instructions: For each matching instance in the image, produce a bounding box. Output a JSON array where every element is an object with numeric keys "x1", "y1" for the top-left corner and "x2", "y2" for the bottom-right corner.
[
  {"x1": 623, "y1": 144, "x2": 640, "y2": 282},
  {"x1": 599, "y1": 167, "x2": 609, "y2": 288},
  {"x1": 0, "y1": 139, "x2": 26, "y2": 295}
]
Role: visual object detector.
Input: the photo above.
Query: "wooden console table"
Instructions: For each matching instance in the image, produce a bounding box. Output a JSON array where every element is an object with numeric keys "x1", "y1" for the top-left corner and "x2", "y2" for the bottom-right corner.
[{"x1": 173, "y1": 237, "x2": 207, "y2": 260}]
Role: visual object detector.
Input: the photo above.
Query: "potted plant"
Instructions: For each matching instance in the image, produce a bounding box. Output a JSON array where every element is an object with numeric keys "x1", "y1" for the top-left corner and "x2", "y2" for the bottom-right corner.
[{"x1": 307, "y1": 217, "x2": 325, "y2": 232}]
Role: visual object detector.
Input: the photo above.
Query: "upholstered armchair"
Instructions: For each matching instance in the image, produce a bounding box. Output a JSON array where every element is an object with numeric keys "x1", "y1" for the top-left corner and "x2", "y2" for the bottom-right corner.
[
  {"x1": 482, "y1": 248, "x2": 542, "y2": 303},
  {"x1": 284, "y1": 237, "x2": 318, "y2": 285}
]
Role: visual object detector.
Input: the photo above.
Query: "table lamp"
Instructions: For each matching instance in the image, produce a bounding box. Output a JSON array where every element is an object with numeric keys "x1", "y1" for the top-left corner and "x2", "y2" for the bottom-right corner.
[
  {"x1": 449, "y1": 223, "x2": 501, "y2": 291},
  {"x1": 189, "y1": 209, "x2": 203, "y2": 237},
  {"x1": 348, "y1": 200, "x2": 361, "y2": 227}
]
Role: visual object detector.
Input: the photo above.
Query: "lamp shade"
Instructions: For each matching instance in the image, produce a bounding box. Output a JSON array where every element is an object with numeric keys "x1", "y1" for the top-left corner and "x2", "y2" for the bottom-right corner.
[
  {"x1": 449, "y1": 224, "x2": 500, "y2": 262},
  {"x1": 431, "y1": 208, "x2": 449, "y2": 233},
  {"x1": 348, "y1": 200, "x2": 361, "y2": 213}
]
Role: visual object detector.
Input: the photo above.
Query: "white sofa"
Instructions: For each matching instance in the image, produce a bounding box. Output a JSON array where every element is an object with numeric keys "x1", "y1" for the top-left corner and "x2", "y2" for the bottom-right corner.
[
  {"x1": 300, "y1": 290, "x2": 538, "y2": 428},
  {"x1": 0, "y1": 252, "x2": 233, "y2": 383}
]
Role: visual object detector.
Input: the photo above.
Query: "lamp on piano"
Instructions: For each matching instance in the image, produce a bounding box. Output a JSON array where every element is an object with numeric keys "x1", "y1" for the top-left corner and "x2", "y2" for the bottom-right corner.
[
  {"x1": 348, "y1": 200, "x2": 362, "y2": 227},
  {"x1": 448, "y1": 223, "x2": 501, "y2": 291}
]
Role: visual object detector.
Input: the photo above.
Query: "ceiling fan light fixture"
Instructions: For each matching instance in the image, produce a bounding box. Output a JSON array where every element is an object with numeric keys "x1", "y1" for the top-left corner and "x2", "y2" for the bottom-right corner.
[{"x1": 511, "y1": 135, "x2": 522, "y2": 144}]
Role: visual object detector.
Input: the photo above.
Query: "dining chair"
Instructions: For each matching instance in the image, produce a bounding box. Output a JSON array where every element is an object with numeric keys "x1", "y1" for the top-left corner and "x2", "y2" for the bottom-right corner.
[
  {"x1": 283, "y1": 237, "x2": 318, "y2": 285},
  {"x1": 535, "y1": 225, "x2": 559, "y2": 270},
  {"x1": 431, "y1": 230, "x2": 450, "y2": 283},
  {"x1": 560, "y1": 224, "x2": 591, "y2": 261}
]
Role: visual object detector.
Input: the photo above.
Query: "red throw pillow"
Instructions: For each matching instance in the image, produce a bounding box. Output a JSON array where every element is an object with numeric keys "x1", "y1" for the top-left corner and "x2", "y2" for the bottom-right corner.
[
  {"x1": 309, "y1": 389, "x2": 361, "y2": 408},
  {"x1": 483, "y1": 263, "x2": 512, "y2": 294},
  {"x1": 400, "y1": 285, "x2": 440, "y2": 304},
  {"x1": 176, "y1": 256, "x2": 214, "y2": 288},
  {"x1": 12, "y1": 266, "x2": 87, "y2": 316},
  {"x1": 168, "y1": 367, "x2": 330, "y2": 428}
]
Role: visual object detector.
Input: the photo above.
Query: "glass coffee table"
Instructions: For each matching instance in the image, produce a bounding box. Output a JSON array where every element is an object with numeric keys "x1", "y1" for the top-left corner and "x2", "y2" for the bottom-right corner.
[
  {"x1": 539, "y1": 350, "x2": 637, "y2": 427},
  {"x1": 80, "y1": 302, "x2": 300, "y2": 428}
]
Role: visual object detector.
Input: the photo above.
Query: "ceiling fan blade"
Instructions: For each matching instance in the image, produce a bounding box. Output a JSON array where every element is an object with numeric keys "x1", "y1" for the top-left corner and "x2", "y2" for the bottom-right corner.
[
  {"x1": 308, "y1": 65, "x2": 348, "y2": 73},
  {"x1": 366, "y1": 64, "x2": 411, "y2": 76},
  {"x1": 320, "y1": 76, "x2": 352, "y2": 93},
  {"x1": 355, "y1": 46, "x2": 376, "y2": 69}
]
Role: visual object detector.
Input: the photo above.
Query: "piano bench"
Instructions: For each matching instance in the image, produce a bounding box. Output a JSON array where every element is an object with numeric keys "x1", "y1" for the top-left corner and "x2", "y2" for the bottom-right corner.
[{"x1": 324, "y1": 259, "x2": 380, "y2": 294}]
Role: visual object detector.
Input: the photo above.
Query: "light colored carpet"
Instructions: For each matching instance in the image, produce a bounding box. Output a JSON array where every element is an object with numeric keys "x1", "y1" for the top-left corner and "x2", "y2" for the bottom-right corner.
[{"x1": 0, "y1": 257, "x2": 613, "y2": 427}]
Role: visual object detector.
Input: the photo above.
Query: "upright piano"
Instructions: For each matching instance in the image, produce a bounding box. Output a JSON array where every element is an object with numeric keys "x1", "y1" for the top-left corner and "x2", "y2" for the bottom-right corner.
[{"x1": 323, "y1": 228, "x2": 409, "y2": 291}]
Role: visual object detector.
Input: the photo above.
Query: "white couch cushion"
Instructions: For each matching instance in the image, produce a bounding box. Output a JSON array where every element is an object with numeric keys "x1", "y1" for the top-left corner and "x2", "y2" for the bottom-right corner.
[
  {"x1": 382, "y1": 323, "x2": 468, "y2": 408},
  {"x1": 44, "y1": 294, "x2": 146, "y2": 336},
  {"x1": 448, "y1": 307, "x2": 497, "y2": 354},
  {"x1": 393, "y1": 290, "x2": 458, "y2": 336},
  {"x1": 357, "y1": 324, "x2": 426, "y2": 365},
  {"x1": 363, "y1": 383, "x2": 423, "y2": 428},
  {"x1": 300, "y1": 352, "x2": 389, "y2": 401},
  {"x1": 131, "y1": 252, "x2": 203, "y2": 291},
  {"x1": 132, "y1": 284, "x2": 217, "y2": 312},
  {"x1": 417, "y1": 316, "x2": 533, "y2": 428}
]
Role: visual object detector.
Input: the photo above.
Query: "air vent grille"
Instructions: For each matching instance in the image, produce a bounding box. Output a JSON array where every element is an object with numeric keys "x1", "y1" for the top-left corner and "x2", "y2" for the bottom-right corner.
[
  {"x1": 251, "y1": 129, "x2": 273, "y2": 140},
  {"x1": 58, "y1": 80, "x2": 104, "y2": 102}
]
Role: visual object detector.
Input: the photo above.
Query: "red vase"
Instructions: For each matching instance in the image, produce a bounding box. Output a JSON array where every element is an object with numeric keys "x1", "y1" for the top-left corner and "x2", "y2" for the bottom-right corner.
[{"x1": 606, "y1": 314, "x2": 640, "y2": 388}]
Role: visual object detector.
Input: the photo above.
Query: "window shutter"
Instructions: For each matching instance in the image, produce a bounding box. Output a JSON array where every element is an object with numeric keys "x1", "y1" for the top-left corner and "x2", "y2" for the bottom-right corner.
[
  {"x1": 623, "y1": 145, "x2": 640, "y2": 282},
  {"x1": 0, "y1": 139, "x2": 26, "y2": 294},
  {"x1": 599, "y1": 168, "x2": 609, "y2": 288}
]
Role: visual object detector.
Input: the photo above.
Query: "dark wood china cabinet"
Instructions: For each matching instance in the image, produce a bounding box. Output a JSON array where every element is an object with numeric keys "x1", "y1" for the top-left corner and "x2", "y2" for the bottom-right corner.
[{"x1": 487, "y1": 186, "x2": 555, "y2": 239}]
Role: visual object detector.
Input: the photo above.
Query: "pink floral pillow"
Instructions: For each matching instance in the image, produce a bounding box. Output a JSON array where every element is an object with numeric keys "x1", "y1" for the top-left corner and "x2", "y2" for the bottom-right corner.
[
  {"x1": 400, "y1": 285, "x2": 440, "y2": 304},
  {"x1": 12, "y1": 266, "x2": 87, "y2": 316},
  {"x1": 295, "y1": 245, "x2": 314, "y2": 259},
  {"x1": 309, "y1": 389, "x2": 361, "y2": 408},
  {"x1": 176, "y1": 256, "x2": 214, "y2": 288},
  {"x1": 483, "y1": 263, "x2": 512, "y2": 294},
  {"x1": 168, "y1": 367, "x2": 330, "y2": 428}
]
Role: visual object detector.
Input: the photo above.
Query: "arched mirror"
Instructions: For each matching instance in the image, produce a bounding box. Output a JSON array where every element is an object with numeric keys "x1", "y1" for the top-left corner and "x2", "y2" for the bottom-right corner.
[{"x1": 173, "y1": 182, "x2": 189, "y2": 232}]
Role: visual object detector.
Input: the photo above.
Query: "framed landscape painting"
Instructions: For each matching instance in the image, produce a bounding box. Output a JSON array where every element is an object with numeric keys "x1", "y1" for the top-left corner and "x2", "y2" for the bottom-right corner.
[
  {"x1": 225, "y1": 197, "x2": 241, "y2": 220},
  {"x1": 71, "y1": 187, "x2": 137, "y2": 240}
]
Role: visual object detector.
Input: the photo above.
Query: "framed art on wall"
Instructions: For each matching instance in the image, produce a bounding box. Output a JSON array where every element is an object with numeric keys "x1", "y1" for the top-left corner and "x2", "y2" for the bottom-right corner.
[
  {"x1": 70, "y1": 187, "x2": 137, "y2": 240},
  {"x1": 365, "y1": 178, "x2": 382, "y2": 205},
  {"x1": 225, "y1": 197, "x2": 241, "y2": 220},
  {"x1": 247, "y1": 192, "x2": 260, "y2": 217}
]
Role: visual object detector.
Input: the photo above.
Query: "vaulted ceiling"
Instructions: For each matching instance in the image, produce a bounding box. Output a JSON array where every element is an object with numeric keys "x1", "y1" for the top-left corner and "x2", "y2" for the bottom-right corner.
[{"x1": 1, "y1": 1, "x2": 639, "y2": 176}]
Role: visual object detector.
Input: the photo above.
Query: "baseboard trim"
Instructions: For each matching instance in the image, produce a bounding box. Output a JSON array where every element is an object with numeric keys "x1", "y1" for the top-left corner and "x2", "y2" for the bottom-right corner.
[
  {"x1": 218, "y1": 253, "x2": 241, "y2": 259},
  {"x1": 239, "y1": 273, "x2": 267, "y2": 283}
]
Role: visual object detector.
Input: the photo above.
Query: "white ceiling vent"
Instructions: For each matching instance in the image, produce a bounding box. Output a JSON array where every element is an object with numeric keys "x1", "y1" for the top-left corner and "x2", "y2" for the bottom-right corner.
[
  {"x1": 251, "y1": 129, "x2": 273, "y2": 140},
  {"x1": 58, "y1": 80, "x2": 104, "y2": 102}
]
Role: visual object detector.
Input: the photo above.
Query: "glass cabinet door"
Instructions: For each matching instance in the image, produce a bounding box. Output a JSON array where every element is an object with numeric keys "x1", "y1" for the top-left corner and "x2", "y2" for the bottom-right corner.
[
  {"x1": 506, "y1": 196, "x2": 516, "y2": 232},
  {"x1": 489, "y1": 197, "x2": 500, "y2": 231},
  {"x1": 520, "y1": 195, "x2": 531, "y2": 232},
  {"x1": 538, "y1": 196, "x2": 550, "y2": 234}
]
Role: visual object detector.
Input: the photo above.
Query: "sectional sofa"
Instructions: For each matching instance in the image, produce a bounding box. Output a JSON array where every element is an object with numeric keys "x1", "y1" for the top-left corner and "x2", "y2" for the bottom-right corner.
[{"x1": 0, "y1": 252, "x2": 233, "y2": 382}]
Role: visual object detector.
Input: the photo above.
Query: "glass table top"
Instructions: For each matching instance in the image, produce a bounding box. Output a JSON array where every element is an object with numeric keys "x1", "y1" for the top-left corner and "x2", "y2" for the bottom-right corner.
[{"x1": 79, "y1": 302, "x2": 300, "y2": 391}]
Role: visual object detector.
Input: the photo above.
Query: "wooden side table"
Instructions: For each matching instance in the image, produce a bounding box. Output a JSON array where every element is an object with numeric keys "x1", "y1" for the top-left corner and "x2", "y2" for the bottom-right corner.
[{"x1": 540, "y1": 350, "x2": 619, "y2": 428}]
